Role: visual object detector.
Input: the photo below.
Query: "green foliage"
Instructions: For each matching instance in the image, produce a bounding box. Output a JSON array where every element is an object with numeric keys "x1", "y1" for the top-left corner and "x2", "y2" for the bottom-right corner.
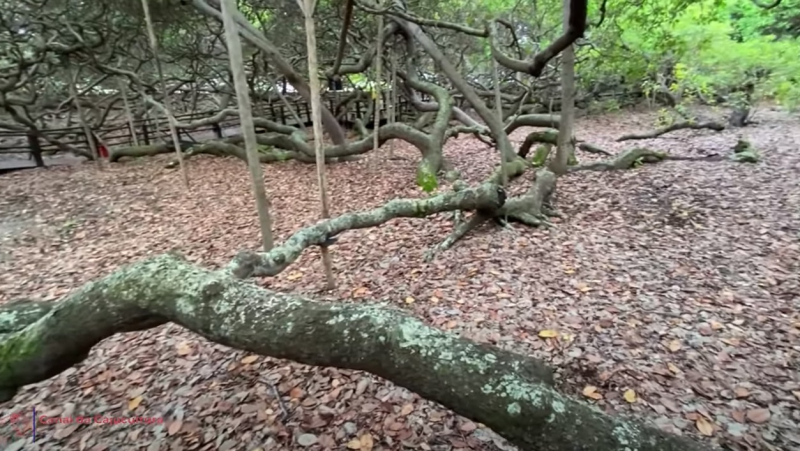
[
  {"x1": 531, "y1": 145, "x2": 551, "y2": 167},
  {"x1": 656, "y1": 108, "x2": 675, "y2": 127},
  {"x1": 581, "y1": 0, "x2": 800, "y2": 112},
  {"x1": 731, "y1": 139, "x2": 760, "y2": 163},
  {"x1": 416, "y1": 163, "x2": 439, "y2": 193},
  {"x1": 239, "y1": 2, "x2": 272, "y2": 28}
]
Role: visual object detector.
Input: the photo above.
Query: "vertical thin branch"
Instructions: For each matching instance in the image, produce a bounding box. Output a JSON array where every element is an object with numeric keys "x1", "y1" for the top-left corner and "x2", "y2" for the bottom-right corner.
[
  {"x1": 220, "y1": 0, "x2": 275, "y2": 251},
  {"x1": 141, "y1": 0, "x2": 190, "y2": 188},
  {"x1": 551, "y1": 0, "x2": 576, "y2": 175},
  {"x1": 372, "y1": 3, "x2": 383, "y2": 153},
  {"x1": 69, "y1": 68, "x2": 100, "y2": 168},
  {"x1": 490, "y1": 22, "x2": 506, "y2": 186},
  {"x1": 118, "y1": 79, "x2": 139, "y2": 146},
  {"x1": 389, "y1": 49, "x2": 397, "y2": 159},
  {"x1": 298, "y1": 0, "x2": 335, "y2": 289}
]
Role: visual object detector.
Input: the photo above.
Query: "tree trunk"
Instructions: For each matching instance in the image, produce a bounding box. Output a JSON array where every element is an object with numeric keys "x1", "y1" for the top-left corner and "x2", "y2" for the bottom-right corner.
[
  {"x1": 142, "y1": 0, "x2": 189, "y2": 188},
  {"x1": 551, "y1": 0, "x2": 576, "y2": 175},
  {"x1": 299, "y1": 0, "x2": 335, "y2": 289},
  {"x1": 220, "y1": 0, "x2": 275, "y2": 252},
  {"x1": 490, "y1": 22, "x2": 507, "y2": 186},
  {"x1": 0, "y1": 253, "x2": 712, "y2": 451}
]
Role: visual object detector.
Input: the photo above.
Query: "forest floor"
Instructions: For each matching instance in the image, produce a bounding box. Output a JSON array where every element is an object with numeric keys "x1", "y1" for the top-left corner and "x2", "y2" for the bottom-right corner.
[{"x1": 0, "y1": 107, "x2": 798, "y2": 451}]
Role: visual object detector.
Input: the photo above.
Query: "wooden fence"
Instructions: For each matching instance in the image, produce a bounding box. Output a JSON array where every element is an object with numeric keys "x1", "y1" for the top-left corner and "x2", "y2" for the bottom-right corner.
[{"x1": 0, "y1": 91, "x2": 411, "y2": 169}]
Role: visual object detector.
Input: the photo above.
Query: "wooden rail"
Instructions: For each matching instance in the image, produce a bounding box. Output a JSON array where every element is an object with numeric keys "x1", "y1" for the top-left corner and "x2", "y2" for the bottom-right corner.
[{"x1": 0, "y1": 91, "x2": 411, "y2": 169}]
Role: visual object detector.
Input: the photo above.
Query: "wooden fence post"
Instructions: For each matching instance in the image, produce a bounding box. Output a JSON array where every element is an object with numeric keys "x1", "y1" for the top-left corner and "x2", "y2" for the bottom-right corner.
[
  {"x1": 142, "y1": 121, "x2": 150, "y2": 145},
  {"x1": 26, "y1": 132, "x2": 45, "y2": 168}
]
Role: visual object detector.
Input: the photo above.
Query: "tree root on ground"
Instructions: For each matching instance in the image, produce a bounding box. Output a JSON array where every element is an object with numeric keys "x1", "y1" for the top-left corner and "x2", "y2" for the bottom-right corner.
[
  {"x1": 424, "y1": 213, "x2": 488, "y2": 261},
  {"x1": 568, "y1": 148, "x2": 725, "y2": 172},
  {"x1": 426, "y1": 168, "x2": 557, "y2": 259},
  {"x1": 616, "y1": 121, "x2": 725, "y2": 141}
]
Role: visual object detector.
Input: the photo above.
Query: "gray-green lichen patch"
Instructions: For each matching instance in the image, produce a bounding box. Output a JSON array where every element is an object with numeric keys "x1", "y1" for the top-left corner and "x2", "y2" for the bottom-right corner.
[
  {"x1": 507, "y1": 402, "x2": 522, "y2": 415},
  {"x1": 613, "y1": 421, "x2": 644, "y2": 449},
  {"x1": 0, "y1": 310, "x2": 20, "y2": 332},
  {"x1": 395, "y1": 319, "x2": 499, "y2": 374}
]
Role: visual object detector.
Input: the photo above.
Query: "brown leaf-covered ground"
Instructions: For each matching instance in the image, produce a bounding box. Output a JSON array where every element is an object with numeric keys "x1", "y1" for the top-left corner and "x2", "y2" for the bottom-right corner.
[{"x1": 1, "y1": 107, "x2": 799, "y2": 451}]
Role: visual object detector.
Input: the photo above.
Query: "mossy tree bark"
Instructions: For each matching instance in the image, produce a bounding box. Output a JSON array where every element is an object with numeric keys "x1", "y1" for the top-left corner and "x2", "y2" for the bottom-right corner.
[{"x1": 0, "y1": 251, "x2": 712, "y2": 451}]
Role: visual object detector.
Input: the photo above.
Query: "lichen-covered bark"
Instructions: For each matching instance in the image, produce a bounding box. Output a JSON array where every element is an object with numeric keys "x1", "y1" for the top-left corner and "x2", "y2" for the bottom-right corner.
[
  {"x1": 0, "y1": 254, "x2": 711, "y2": 451},
  {"x1": 226, "y1": 182, "x2": 507, "y2": 278},
  {"x1": 0, "y1": 300, "x2": 52, "y2": 334}
]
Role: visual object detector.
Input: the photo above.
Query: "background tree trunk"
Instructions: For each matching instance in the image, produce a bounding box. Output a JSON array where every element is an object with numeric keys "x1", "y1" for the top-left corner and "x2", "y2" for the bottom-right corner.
[
  {"x1": 220, "y1": 0, "x2": 275, "y2": 252},
  {"x1": 299, "y1": 0, "x2": 335, "y2": 289},
  {"x1": 551, "y1": 0, "x2": 576, "y2": 175},
  {"x1": 389, "y1": 50, "x2": 398, "y2": 159},
  {"x1": 373, "y1": 5, "x2": 383, "y2": 153},
  {"x1": 491, "y1": 23, "x2": 507, "y2": 186}
]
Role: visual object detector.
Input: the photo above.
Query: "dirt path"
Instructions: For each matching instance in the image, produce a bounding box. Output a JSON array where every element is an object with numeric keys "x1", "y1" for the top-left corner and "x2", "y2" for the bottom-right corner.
[{"x1": 1, "y1": 108, "x2": 798, "y2": 451}]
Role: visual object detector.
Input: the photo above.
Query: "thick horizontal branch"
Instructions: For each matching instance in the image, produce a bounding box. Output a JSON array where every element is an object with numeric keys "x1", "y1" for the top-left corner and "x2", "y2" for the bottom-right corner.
[
  {"x1": 569, "y1": 148, "x2": 725, "y2": 172},
  {"x1": 504, "y1": 114, "x2": 561, "y2": 135},
  {"x1": 227, "y1": 182, "x2": 507, "y2": 278},
  {"x1": 517, "y1": 130, "x2": 611, "y2": 158},
  {"x1": 109, "y1": 121, "x2": 433, "y2": 164},
  {"x1": 616, "y1": 121, "x2": 725, "y2": 142},
  {"x1": 0, "y1": 255, "x2": 711, "y2": 451},
  {"x1": 373, "y1": 4, "x2": 487, "y2": 37}
]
